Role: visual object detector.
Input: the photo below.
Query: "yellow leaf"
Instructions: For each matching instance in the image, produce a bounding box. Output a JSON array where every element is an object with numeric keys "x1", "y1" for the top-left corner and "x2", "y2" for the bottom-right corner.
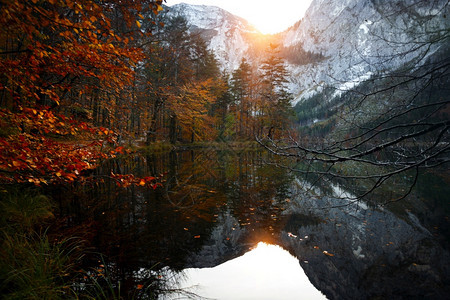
[
  {"x1": 139, "y1": 179, "x2": 146, "y2": 186},
  {"x1": 136, "y1": 20, "x2": 141, "y2": 28},
  {"x1": 157, "y1": 5, "x2": 163, "y2": 12},
  {"x1": 12, "y1": 161, "x2": 20, "y2": 167},
  {"x1": 56, "y1": 172, "x2": 62, "y2": 177},
  {"x1": 138, "y1": 14, "x2": 144, "y2": 19}
]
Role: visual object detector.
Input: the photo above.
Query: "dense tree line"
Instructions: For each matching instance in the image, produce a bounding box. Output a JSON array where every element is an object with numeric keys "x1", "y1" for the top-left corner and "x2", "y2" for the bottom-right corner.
[
  {"x1": 0, "y1": 0, "x2": 296, "y2": 185},
  {"x1": 219, "y1": 44, "x2": 294, "y2": 141},
  {"x1": 280, "y1": 43, "x2": 326, "y2": 66}
]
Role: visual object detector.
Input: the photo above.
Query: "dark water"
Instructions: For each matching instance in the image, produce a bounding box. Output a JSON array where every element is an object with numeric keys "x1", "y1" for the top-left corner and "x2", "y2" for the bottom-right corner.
[{"x1": 56, "y1": 149, "x2": 450, "y2": 299}]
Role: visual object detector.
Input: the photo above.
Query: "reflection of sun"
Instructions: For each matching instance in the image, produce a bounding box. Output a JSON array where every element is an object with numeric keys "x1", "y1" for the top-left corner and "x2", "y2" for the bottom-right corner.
[{"x1": 181, "y1": 242, "x2": 327, "y2": 299}]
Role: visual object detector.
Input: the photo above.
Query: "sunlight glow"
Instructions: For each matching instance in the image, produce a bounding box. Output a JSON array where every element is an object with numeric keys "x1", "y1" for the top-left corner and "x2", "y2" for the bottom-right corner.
[
  {"x1": 177, "y1": 242, "x2": 327, "y2": 300},
  {"x1": 167, "y1": 0, "x2": 313, "y2": 34}
]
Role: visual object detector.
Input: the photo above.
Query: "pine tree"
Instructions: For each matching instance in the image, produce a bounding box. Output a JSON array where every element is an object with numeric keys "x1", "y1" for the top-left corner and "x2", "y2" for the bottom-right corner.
[
  {"x1": 231, "y1": 58, "x2": 253, "y2": 137},
  {"x1": 259, "y1": 43, "x2": 293, "y2": 137}
]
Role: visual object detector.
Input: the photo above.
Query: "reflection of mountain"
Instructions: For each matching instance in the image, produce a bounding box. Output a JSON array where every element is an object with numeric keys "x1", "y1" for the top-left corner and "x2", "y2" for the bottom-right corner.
[
  {"x1": 185, "y1": 181, "x2": 450, "y2": 299},
  {"x1": 58, "y1": 150, "x2": 450, "y2": 299},
  {"x1": 282, "y1": 193, "x2": 450, "y2": 299}
]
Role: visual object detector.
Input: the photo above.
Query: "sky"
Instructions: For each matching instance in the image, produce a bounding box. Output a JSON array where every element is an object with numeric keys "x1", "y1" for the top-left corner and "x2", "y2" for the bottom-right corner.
[{"x1": 165, "y1": 0, "x2": 314, "y2": 34}]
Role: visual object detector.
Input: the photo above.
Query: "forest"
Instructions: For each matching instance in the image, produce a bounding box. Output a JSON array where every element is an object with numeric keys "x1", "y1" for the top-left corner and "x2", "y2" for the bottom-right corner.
[
  {"x1": 1, "y1": 0, "x2": 449, "y2": 299},
  {"x1": 0, "y1": 0, "x2": 295, "y2": 298},
  {"x1": 0, "y1": 0, "x2": 296, "y2": 184}
]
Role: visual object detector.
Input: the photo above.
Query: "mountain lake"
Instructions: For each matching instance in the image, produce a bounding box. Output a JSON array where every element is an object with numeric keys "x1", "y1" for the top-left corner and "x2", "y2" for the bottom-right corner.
[{"x1": 52, "y1": 148, "x2": 450, "y2": 299}]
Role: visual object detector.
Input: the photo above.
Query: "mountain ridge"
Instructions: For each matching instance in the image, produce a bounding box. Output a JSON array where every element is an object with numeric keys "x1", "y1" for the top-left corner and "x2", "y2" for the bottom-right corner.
[
  {"x1": 166, "y1": 3, "x2": 262, "y2": 71},
  {"x1": 166, "y1": 1, "x2": 449, "y2": 106}
]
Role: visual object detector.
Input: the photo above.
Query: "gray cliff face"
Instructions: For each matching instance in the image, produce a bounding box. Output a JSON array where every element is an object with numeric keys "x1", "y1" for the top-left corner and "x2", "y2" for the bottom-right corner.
[
  {"x1": 167, "y1": 1, "x2": 449, "y2": 105},
  {"x1": 166, "y1": 3, "x2": 260, "y2": 72},
  {"x1": 283, "y1": 0, "x2": 449, "y2": 103}
]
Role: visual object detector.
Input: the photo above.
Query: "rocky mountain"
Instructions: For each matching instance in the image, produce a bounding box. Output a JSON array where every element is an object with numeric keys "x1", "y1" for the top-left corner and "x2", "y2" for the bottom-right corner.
[
  {"x1": 281, "y1": 0, "x2": 450, "y2": 104},
  {"x1": 166, "y1": 1, "x2": 449, "y2": 106},
  {"x1": 164, "y1": 3, "x2": 263, "y2": 71}
]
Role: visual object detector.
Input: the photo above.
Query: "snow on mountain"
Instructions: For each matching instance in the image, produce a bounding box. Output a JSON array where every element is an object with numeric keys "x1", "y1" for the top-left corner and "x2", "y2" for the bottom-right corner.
[
  {"x1": 282, "y1": 0, "x2": 449, "y2": 104},
  {"x1": 281, "y1": 0, "x2": 379, "y2": 104},
  {"x1": 166, "y1": 1, "x2": 449, "y2": 106},
  {"x1": 166, "y1": 3, "x2": 260, "y2": 71}
]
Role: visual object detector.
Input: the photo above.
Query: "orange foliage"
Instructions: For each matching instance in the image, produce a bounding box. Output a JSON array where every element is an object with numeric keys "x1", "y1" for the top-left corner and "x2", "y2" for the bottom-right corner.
[
  {"x1": 0, "y1": 0, "x2": 165, "y2": 185},
  {"x1": 0, "y1": 107, "x2": 104, "y2": 184},
  {"x1": 0, "y1": 0, "x2": 164, "y2": 107},
  {"x1": 170, "y1": 79, "x2": 219, "y2": 142}
]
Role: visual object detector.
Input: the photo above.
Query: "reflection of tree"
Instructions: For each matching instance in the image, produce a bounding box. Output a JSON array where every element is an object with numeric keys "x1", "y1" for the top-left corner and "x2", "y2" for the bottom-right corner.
[
  {"x1": 259, "y1": 0, "x2": 450, "y2": 203},
  {"x1": 218, "y1": 151, "x2": 294, "y2": 239},
  {"x1": 162, "y1": 151, "x2": 226, "y2": 218},
  {"x1": 51, "y1": 153, "x2": 218, "y2": 297},
  {"x1": 52, "y1": 149, "x2": 299, "y2": 296}
]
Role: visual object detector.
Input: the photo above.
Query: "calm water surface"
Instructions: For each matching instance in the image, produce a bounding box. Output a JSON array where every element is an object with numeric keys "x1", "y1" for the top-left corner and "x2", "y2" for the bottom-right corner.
[{"x1": 57, "y1": 149, "x2": 450, "y2": 299}]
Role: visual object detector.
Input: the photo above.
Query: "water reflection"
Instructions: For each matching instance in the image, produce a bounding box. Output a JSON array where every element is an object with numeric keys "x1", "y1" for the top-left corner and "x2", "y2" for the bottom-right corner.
[
  {"x1": 173, "y1": 242, "x2": 326, "y2": 300},
  {"x1": 54, "y1": 149, "x2": 450, "y2": 299}
]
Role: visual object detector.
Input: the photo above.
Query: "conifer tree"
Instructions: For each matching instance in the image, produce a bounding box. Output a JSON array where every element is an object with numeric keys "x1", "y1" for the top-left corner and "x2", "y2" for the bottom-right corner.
[{"x1": 260, "y1": 43, "x2": 293, "y2": 137}]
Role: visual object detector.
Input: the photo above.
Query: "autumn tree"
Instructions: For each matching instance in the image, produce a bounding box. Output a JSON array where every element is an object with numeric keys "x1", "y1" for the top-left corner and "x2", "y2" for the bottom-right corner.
[
  {"x1": 0, "y1": 0, "x2": 165, "y2": 186},
  {"x1": 142, "y1": 15, "x2": 223, "y2": 144},
  {"x1": 213, "y1": 72, "x2": 234, "y2": 140}
]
